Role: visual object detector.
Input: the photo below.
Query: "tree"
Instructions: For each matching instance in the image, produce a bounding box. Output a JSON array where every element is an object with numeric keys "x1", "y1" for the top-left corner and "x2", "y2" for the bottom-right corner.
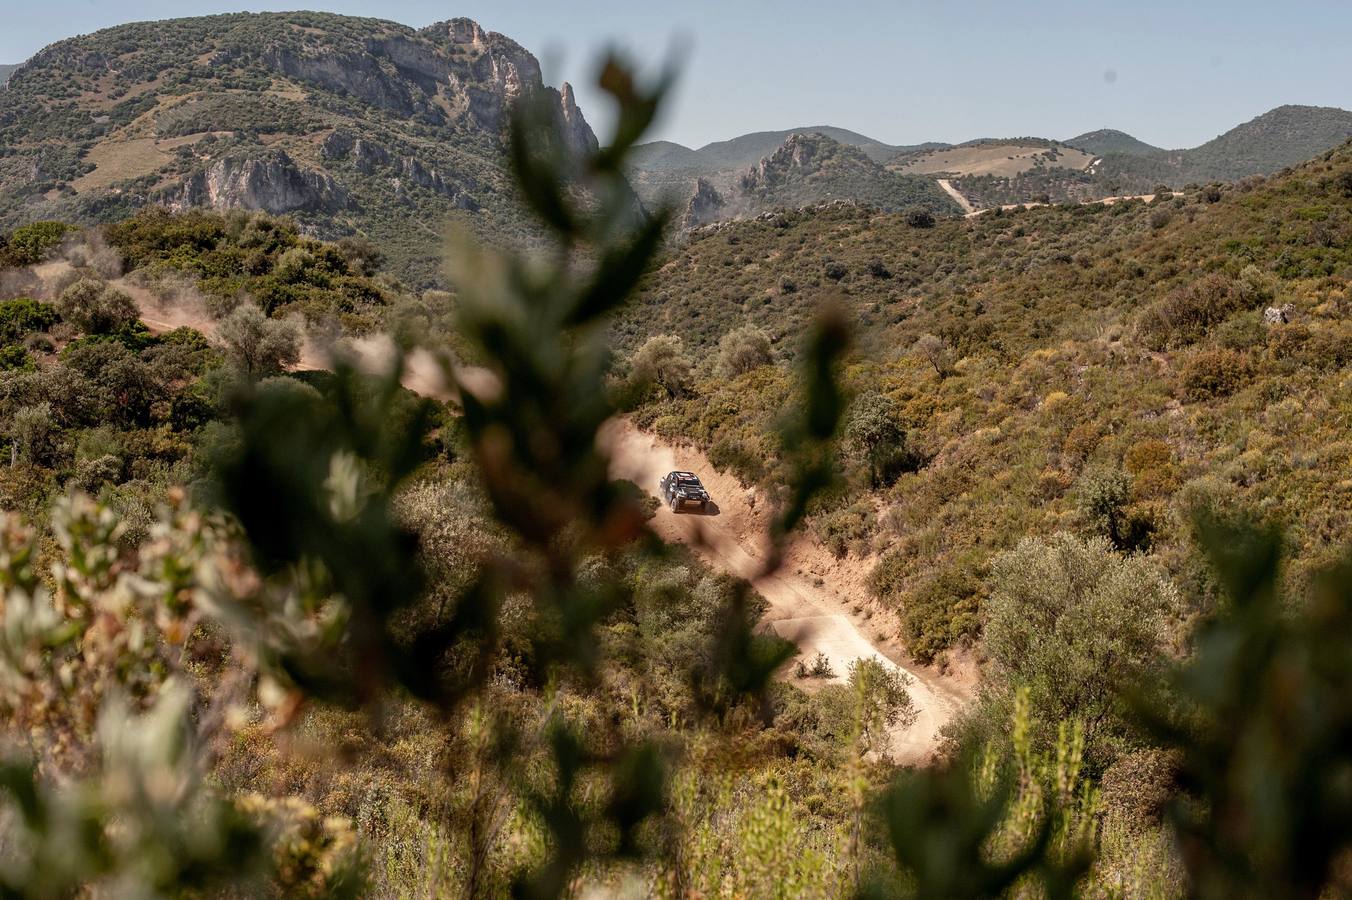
[
  {"x1": 905, "y1": 207, "x2": 936, "y2": 229},
  {"x1": 56, "y1": 279, "x2": 138, "y2": 335},
  {"x1": 848, "y1": 657, "x2": 915, "y2": 758},
  {"x1": 216, "y1": 303, "x2": 301, "y2": 380},
  {"x1": 984, "y1": 533, "x2": 1176, "y2": 767},
  {"x1": 713, "y1": 326, "x2": 772, "y2": 379},
  {"x1": 8, "y1": 402, "x2": 55, "y2": 466},
  {"x1": 628, "y1": 333, "x2": 693, "y2": 399},
  {"x1": 1075, "y1": 466, "x2": 1155, "y2": 552},
  {"x1": 913, "y1": 333, "x2": 951, "y2": 377},
  {"x1": 843, "y1": 392, "x2": 914, "y2": 487}
]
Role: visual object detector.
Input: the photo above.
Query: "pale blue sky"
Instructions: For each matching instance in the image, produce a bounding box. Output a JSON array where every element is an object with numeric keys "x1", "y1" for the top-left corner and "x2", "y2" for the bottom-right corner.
[{"x1": 2, "y1": 1, "x2": 1349, "y2": 149}]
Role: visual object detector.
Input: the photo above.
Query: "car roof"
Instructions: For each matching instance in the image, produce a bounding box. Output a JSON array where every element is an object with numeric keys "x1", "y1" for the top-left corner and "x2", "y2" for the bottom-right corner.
[{"x1": 667, "y1": 471, "x2": 700, "y2": 479}]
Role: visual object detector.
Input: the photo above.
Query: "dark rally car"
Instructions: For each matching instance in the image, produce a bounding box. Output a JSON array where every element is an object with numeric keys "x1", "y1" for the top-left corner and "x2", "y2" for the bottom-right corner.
[{"x1": 659, "y1": 471, "x2": 712, "y2": 513}]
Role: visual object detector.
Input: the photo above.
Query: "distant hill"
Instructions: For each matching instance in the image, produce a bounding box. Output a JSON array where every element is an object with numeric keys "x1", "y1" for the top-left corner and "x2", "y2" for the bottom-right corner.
[
  {"x1": 683, "y1": 132, "x2": 958, "y2": 226},
  {"x1": 0, "y1": 64, "x2": 17, "y2": 87},
  {"x1": 695, "y1": 126, "x2": 944, "y2": 168},
  {"x1": 0, "y1": 12, "x2": 599, "y2": 287},
  {"x1": 1065, "y1": 129, "x2": 1162, "y2": 156},
  {"x1": 890, "y1": 140, "x2": 1097, "y2": 178},
  {"x1": 628, "y1": 126, "x2": 950, "y2": 212},
  {"x1": 627, "y1": 140, "x2": 710, "y2": 173},
  {"x1": 1182, "y1": 104, "x2": 1352, "y2": 180}
]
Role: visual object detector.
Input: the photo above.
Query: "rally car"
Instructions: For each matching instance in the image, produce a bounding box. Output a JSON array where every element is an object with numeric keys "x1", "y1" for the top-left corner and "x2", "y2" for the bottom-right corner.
[{"x1": 659, "y1": 471, "x2": 712, "y2": 513}]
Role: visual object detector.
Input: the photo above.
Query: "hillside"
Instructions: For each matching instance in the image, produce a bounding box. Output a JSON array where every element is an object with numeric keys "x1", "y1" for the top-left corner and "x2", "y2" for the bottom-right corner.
[
  {"x1": 619, "y1": 138, "x2": 1352, "y2": 668},
  {"x1": 890, "y1": 139, "x2": 1097, "y2": 178},
  {"x1": 628, "y1": 126, "x2": 950, "y2": 209},
  {"x1": 0, "y1": 64, "x2": 17, "y2": 87},
  {"x1": 938, "y1": 107, "x2": 1352, "y2": 209},
  {"x1": 683, "y1": 132, "x2": 959, "y2": 225},
  {"x1": 1183, "y1": 104, "x2": 1352, "y2": 180},
  {"x1": 1065, "y1": 128, "x2": 1163, "y2": 156},
  {"x1": 0, "y1": 12, "x2": 597, "y2": 286}
]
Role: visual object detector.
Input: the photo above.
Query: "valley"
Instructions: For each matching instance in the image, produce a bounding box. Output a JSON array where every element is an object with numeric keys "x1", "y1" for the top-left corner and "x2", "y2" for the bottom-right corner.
[{"x1": 2, "y1": 7, "x2": 1352, "y2": 898}]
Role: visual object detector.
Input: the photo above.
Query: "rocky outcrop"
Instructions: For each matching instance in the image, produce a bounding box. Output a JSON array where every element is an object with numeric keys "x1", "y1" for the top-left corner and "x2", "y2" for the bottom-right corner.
[
  {"x1": 740, "y1": 132, "x2": 824, "y2": 192},
  {"x1": 172, "y1": 151, "x2": 349, "y2": 214},
  {"x1": 263, "y1": 45, "x2": 416, "y2": 116},
  {"x1": 682, "y1": 178, "x2": 726, "y2": 229},
  {"x1": 259, "y1": 16, "x2": 594, "y2": 146},
  {"x1": 553, "y1": 82, "x2": 600, "y2": 157},
  {"x1": 321, "y1": 130, "x2": 392, "y2": 174}
]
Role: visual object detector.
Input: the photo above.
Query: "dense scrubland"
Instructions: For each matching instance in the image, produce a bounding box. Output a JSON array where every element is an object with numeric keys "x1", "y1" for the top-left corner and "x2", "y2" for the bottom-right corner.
[
  {"x1": 617, "y1": 147, "x2": 1352, "y2": 666},
  {"x1": 0, "y1": 62, "x2": 1350, "y2": 899}
]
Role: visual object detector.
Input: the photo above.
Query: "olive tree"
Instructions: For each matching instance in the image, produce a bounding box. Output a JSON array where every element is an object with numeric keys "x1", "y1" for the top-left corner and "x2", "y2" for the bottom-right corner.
[
  {"x1": 628, "y1": 333, "x2": 694, "y2": 398},
  {"x1": 985, "y1": 533, "x2": 1176, "y2": 767},
  {"x1": 216, "y1": 303, "x2": 301, "y2": 380},
  {"x1": 713, "y1": 325, "x2": 772, "y2": 379},
  {"x1": 56, "y1": 279, "x2": 138, "y2": 335},
  {"x1": 843, "y1": 392, "x2": 915, "y2": 487},
  {"x1": 913, "y1": 333, "x2": 951, "y2": 377}
]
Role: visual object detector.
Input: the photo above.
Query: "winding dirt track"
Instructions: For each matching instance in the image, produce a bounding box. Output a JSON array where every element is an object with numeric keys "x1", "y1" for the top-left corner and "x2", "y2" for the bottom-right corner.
[
  {"x1": 25, "y1": 254, "x2": 967, "y2": 764},
  {"x1": 602, "y1": 421, "x2": 968, "y2": 764},
  {"x1": 937, "y1": 179, "x2": 977, "y2": 215}
]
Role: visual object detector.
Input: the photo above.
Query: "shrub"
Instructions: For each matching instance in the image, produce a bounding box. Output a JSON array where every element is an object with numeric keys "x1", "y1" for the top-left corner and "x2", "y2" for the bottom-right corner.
[
  {"x1": 812, "y1": 500, "x2": 876, "y2": 557},
  {"x1": 0, "y1": 221, "x2": 71, "y2": 266},
  {"x1": 713, "y1": 326, "x2": 772, "y2": 379},
  {"x1": 823, "y1": 260, "x2": 848, "y2": 281},
  {"x1": 901, "y1": 562, "x2": 984, "y2": 662},
  {"x1": 0, "y1": 297, "x2": 60, "y2": 344},
  {"x1": 985, "y1": 533, "x2": 1177, "y2": 766},
  {"x1": 56, "y1": 279, "x2": 139, "y2": 335},
  {"x1": 1180, "y1": 349, "x2": 1252, "y2": 401},
  {"x1": 1124, "y1": 439, "x2": 1180, "y2": 499},
  {"x1": 904, "y1": 208, "x2": 936, "y2": 229},
  {"x1": 1137, "y1": 271, "x2": 1269, "y2": 350}
]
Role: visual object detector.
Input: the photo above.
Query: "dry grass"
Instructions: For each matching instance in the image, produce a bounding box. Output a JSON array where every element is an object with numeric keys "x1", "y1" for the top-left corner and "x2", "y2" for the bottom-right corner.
[{"x1": 893, "y1": 143, "x2": 1096, "y2": 178}]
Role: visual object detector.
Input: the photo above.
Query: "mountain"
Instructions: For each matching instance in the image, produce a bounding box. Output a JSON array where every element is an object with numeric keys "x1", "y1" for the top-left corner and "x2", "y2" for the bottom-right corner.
[
  {"x1": 0, "y1": 12, "x2": 598, "y2": 286},
  {"x1": 680, "y1": 132, "x2": 959, "y2": 227},
  {"x1": 628, "y1": 127, "x2": 952, "y2": 216},
  {"x1": 695, "y1": 126, "x2": 942, "y2": 168},
  {"x1": 1182, "y1": 104, "x2": 1352, "y2": 180},
  {"x1": 618, "y1": 135, "x2": 1352, "y2": 668},
  {"x1": 1064, "y1": 128, "x2": 1162, "y2": 156},
  {"x1": 0, "y1": 65, "x2": 17, "y2": 87}
]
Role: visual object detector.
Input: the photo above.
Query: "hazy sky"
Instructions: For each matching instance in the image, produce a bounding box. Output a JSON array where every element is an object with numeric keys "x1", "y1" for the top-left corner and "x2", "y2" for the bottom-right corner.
[{"x1": 3, "y1": 1, "x2": 1350, "y2": 149}]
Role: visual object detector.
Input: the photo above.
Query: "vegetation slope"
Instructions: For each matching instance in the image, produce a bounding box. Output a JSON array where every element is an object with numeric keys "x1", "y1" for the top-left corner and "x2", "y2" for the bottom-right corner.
[
  {"x1": 0, "y1": 12, "x2": 597, "y2": 287},
  {"x1": 618, "y1": 138, "x2": 1352, "y2": 666}
]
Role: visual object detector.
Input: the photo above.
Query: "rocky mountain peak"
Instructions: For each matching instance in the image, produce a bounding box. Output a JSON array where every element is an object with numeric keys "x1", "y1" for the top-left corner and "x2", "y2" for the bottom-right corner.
[
  {"x1": 555, "y1": 82, "x2": 600, "y2": 156},
  {"x1": 682, "y1": 178, "x2": 726, "y2": 229}
]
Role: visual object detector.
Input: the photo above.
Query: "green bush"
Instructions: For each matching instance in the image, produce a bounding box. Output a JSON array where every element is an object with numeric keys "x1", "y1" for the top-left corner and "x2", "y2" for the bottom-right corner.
[
  {"x1": 0, "y1": 221, "x2": 71, "y2": 267},
  {"x1": 811, "y1": 500, "x2": 876, "y2": 558},
  {"x1": 0, "y1": 297, "x2": 60, "y2": 344},
  {"x1": 1180, "y1": 348, "x2": 1252, "y2": 401},
  {"x1": 985, "y1": 532, "x2": 1177, "y2": 767}
]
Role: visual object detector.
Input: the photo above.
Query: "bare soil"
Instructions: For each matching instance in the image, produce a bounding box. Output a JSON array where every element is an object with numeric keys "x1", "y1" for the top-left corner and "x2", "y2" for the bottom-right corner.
[{"x1": 601, "y1": 420, "x2": 972, "y2": 765}]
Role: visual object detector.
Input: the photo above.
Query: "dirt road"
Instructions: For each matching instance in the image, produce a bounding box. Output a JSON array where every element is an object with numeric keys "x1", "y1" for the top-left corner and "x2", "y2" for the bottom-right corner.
[
  {"x1": 937, "y1": 179, "x2": 977, "y2": 215},
  {"x1": 26, "y1": 253, "x2": 968, "y2": 762},
  {"x1": 602, "y1": 420, "x2": 968, "y2": 765}
]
